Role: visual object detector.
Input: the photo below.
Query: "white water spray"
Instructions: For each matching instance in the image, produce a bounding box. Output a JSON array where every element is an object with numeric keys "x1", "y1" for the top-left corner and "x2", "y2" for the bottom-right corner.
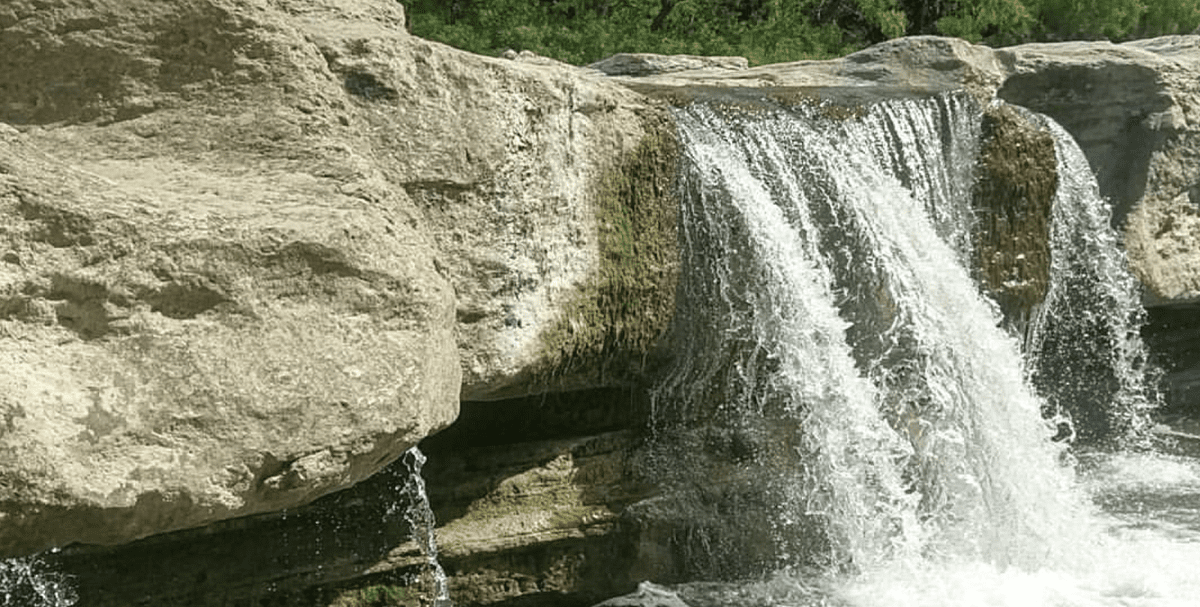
[
  {"x1": 395, "y1": 446, "x2": 452, "y2": 606},
  {"x1": 1024, "y1": 111, "x2": 1158, "y2": 445},
  {"x1": 648, "y1": 90, "x2": 1200, "y2": 607},
  {"x1": 667, "y1": 95, "x2": 1089, "y2": 571},
  {"x1": 0, "y1": 553, "x2": 76, "y2": 607}
]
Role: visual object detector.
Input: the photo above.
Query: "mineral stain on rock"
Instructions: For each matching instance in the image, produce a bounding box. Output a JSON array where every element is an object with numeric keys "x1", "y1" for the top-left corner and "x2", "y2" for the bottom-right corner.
[
  {"x1": 343, "y1": 72, "x2": 400, "y2": 102},
  {"x1": 74, "y1": 389, "x2": 126, "y2": 444}
]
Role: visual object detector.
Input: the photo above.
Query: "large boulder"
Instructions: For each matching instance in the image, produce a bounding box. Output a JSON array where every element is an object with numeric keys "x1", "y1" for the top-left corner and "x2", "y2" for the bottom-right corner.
[
  {"x1": 7, "y1": 1, "x2": 1200, "y2": 600},
  {"x1": 603, "y1": 36, "x2": 1009, "y2": 106},
  {"x1": 0, "y1": 122, "x2": 459, "y2": 556},
  {"x1": 0, "y1": 0, "x2": 675, "y2": 557},
  {"x1": 996, "y1": 36, "x2": 1200, "y2": 305}
]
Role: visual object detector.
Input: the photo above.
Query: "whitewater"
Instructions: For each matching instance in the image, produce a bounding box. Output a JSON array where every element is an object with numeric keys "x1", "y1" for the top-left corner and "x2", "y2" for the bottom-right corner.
[{"x1": 652, "y1": 93, "x2": 1200, "y2": 607}]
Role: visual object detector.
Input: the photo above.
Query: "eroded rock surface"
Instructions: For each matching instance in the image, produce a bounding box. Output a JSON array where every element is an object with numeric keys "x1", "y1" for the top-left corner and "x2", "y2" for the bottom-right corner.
[
  {"x1": 997, "y1": 37, "x2": 1200, "y2": 305},
  {"x1": 0, "y1": 0, "x2": 675, "y2": 556},
  {"x1": 608, "y1": 36, "x2": 1009, "y2": 101},
  {"x1": 588, "y1": 54, "x2": 748, "y2": 77},
  {"x1": 1, "y1": 124, "x2": 459, "y2": 556},
  {"x1": 7, "y1": 1, "x2": 1200, "y2": 603}
]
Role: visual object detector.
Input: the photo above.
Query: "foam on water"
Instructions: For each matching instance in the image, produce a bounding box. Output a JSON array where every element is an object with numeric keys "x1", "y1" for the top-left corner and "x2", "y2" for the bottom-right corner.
[
  {"x1": 659, "y1": 93, "x2": 1193, "y2": 605},
  {"x1": 833, "y1": 451, "x2": 1200, "y2": 607},
  {"x1": 680, "y1": 451, "x2": 1200, "y2": 607}
]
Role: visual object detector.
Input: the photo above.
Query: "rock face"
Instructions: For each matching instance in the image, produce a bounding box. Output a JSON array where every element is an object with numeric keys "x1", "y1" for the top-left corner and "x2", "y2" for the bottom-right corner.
[
  {"x1": 970, "y1": 103, "x2": 1058, "y2": 334},
  {"x1": 1, "y1": 121, "x2": 459, "y2": 556},
  {"x1": 5, "y1": 0, "x2": 1200, "y2": 604},
  {"x1": 0, "y1": 0, "x2": 675, "y2": 557},
  {"x1": 606, "y1": 36, "x2": 1009, "y2": 103},
  {"x1": 996, "y1": 36, "x2": 1200, "y2": 306},
  {"x1": 587, "y1": 54, "x2": 749, "y2": 77}
]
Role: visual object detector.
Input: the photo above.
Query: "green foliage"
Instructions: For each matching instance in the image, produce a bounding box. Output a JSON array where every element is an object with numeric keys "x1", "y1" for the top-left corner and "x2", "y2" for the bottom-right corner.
[
  {"x1": 934, "y1": 0, "x2": 1035, "y2": 41},
  {"x1": 1141, "y1": 0, "x2": 1200, "y2": 35},
  {"x1": 407, "y1": 0, "x2": 1200, "y2": 68},
  {"x1": 330, "y1": 584, "x2": 413, "y2": 607},
  {"x1": 1033, "y1": 0, "x2": 1144, "y2": 40},
  {"x1": 408, "y1": 0, "x2": 869, "y2": 65},
  {"x1": 855, "y1": 0, "x2": 909, "y2": 38}
]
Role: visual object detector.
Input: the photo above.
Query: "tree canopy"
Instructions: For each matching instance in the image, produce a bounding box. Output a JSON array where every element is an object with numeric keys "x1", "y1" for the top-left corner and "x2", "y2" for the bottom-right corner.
[{"x1": 406, "y1": 0, "x2": 1200, "y2": 65}]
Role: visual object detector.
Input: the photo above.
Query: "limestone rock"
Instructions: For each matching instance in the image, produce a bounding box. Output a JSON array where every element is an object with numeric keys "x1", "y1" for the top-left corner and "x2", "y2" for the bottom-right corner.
[
  {"x1": 997, "y1": 36, "x2": 1200, "y2": 305},
  {"x1": 42, "y1": 388, "x2": 655, "y2": 605},
  {"x1": 7, "y1": 0, "x2": 1200, "y2": 595},
  {"x1": 588, "y1": 54, "x2": 748, "y2": 77},
  {"x1": 602, "y1": 36, "x2": 1009, "y2": 101},
  {"x1": 0, "y1": 17, "x2": 461, "y2": 557},
  {"x1": 1126, "y1": 191, "x2": 1200, "y2": 304},
  {"x1": 594, "y1": 35, "x2": 1200, "y2": 306},
  {"x1": 0, "y1": 0, "x2": 676, "y2": 556}
]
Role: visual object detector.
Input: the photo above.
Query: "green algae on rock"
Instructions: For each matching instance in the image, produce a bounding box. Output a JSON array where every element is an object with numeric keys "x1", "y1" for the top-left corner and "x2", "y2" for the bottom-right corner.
[
  {"x1": 532, "y1": 120, "x2": 680, "y2": 392},
  {"x1": 971, "y1": 102, "x2": 1058, "y2": 333}
]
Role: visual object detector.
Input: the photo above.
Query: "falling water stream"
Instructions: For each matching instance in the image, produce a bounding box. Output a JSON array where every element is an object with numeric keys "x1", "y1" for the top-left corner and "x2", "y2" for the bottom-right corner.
[
  {"x1": 1, "y1": 90, "x2": 1196, "y2": 607},
  {"x1": 651, "y1": 93, "x2": 1200, "y2": 606},
  {"x1": 396, "y1": 446, "x2": 453, "y2": 607}
]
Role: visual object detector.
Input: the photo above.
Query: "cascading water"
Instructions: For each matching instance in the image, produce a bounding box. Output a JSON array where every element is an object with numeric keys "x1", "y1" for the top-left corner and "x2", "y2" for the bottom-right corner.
[
  {"x1": 1024, "y1": 112, "x2": 1158, "y2": 445},
  {"x1": 647, "y1": 92, "x2": 1200, "y2": 605},
  {"x1": 395, "y1": 446, "x2": 452, "y2": 607}
]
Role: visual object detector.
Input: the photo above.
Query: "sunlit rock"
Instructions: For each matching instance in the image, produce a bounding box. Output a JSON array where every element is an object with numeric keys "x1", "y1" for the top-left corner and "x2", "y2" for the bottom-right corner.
[{"x1": 0, "y1": 0, "x2": 677, "y2": 557}]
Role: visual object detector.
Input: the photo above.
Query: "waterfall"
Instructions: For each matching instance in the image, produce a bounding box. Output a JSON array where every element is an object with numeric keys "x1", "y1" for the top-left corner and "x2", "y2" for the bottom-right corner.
[
  {"x1": 1024, "y1": 113, "x2": 1158, "y2": 445},
  {"x1": 394, "y1": 446, "x2": 452, "y2": 606},
  {"x1": 655, "y1": 93, "x2": 1096, "y2": 578}
]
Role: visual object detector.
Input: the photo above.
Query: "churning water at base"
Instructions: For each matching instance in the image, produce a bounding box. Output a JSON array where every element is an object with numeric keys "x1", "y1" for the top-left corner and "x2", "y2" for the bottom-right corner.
[{"x1": 651, "y1": 94, "x2": 1198, "y2": 606}]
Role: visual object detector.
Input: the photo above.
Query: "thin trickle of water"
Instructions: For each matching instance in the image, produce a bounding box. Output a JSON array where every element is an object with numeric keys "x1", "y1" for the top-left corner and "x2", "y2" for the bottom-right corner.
[
  {"x1": 662, "y1": 93, "x2": 1090, "y2": 575},
  {"x1": 0, "y1": 553, "x2": 77, "y2": 607},
  {"x1": 395, "y1": 446, "x2": 452, "y2": 607}
]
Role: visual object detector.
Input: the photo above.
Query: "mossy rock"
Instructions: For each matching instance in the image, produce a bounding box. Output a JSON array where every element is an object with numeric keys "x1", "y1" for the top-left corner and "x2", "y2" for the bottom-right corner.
[
  {"x1": 533, "y1": 117, "x2": 681, "y2": 389},
  {"x1": 972, "y1": 103, "x2": 1058, "y2": 332},
  {"x1": 328, "y1": 584, "x2": 417, "y2": 607}
]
